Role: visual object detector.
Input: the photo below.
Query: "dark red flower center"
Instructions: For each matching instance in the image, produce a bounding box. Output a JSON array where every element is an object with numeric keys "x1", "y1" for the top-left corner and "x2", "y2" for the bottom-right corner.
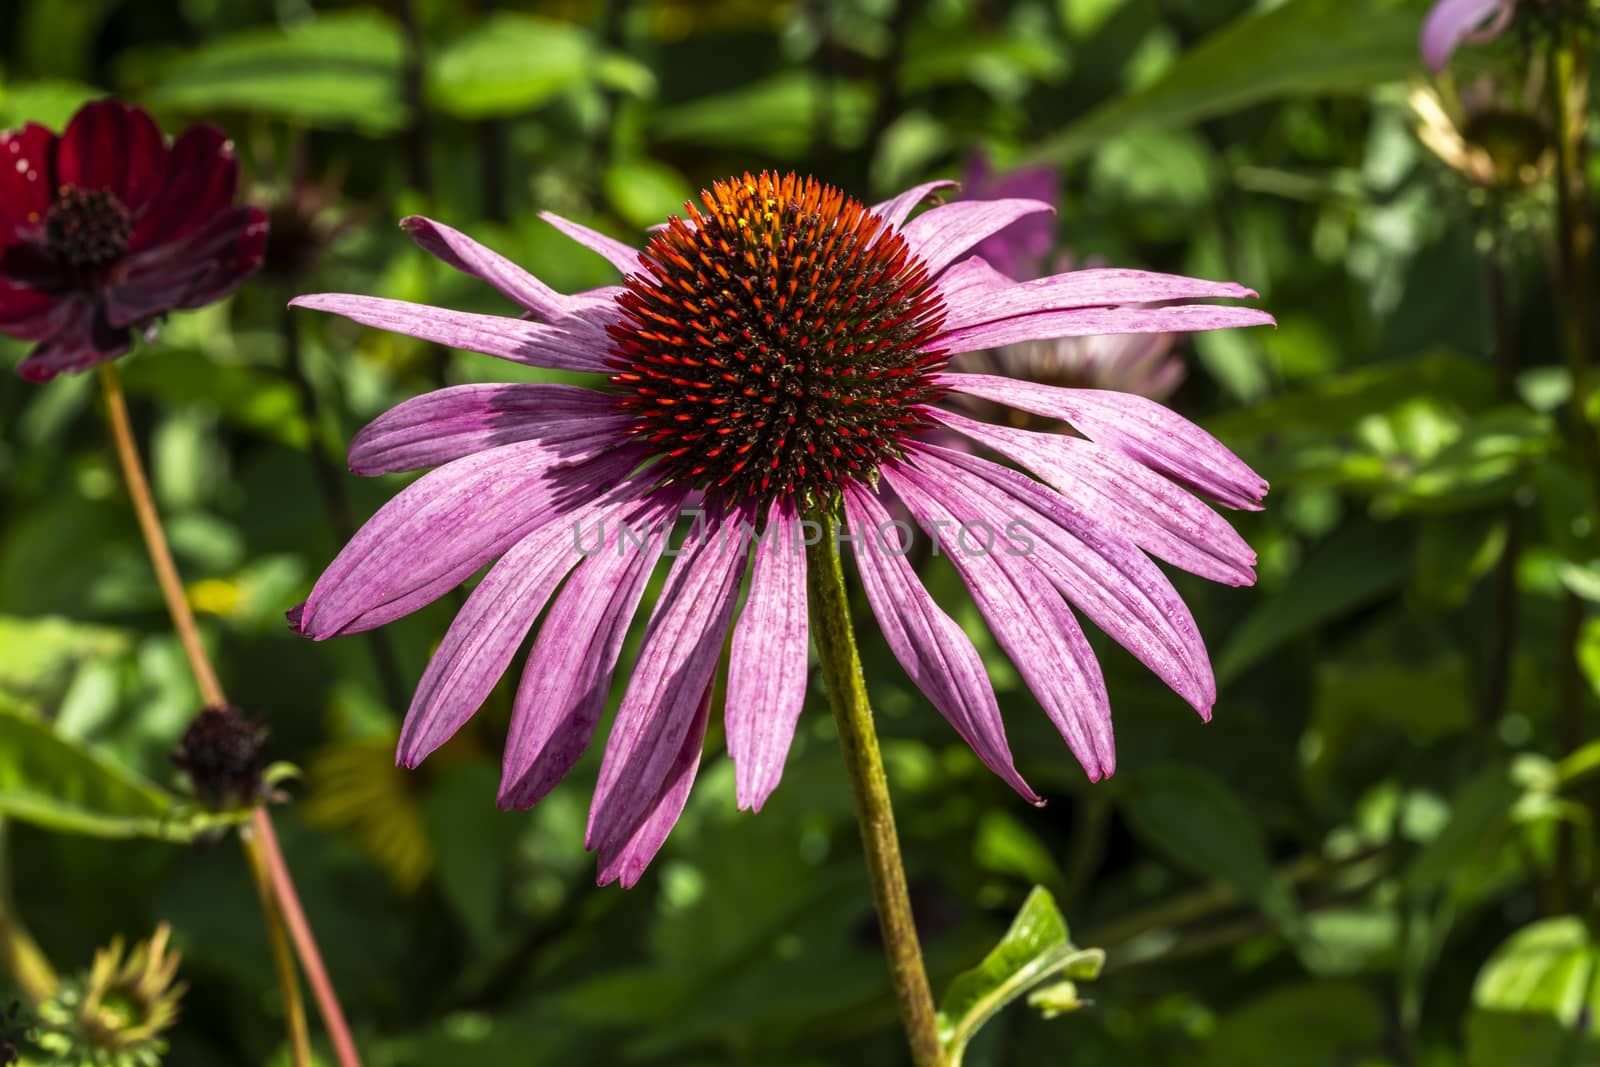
[
  {"x1": 46, "y1": 186, "x2": 132, "y2": 272},
  {"x1": 608, "y1": 172, "x2": 948, "y2": 507}
]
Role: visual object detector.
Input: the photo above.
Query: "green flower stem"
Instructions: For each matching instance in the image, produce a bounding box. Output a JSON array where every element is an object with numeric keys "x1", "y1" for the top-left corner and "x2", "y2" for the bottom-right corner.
[
  {"x1": 0, "y1": 820, "x2": 58, "y2": 1004},
  {"x1": 99, "y1": 363, "x2": 359, "y2": 1067},
  {"x1": 805, "y1": 512, "x2": 945, "y2": 1067}
]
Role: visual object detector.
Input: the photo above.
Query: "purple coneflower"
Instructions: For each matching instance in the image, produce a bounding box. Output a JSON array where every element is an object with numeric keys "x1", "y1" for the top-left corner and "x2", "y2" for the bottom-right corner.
[
  {"x1": 0, "y1": 100, "x2": 267, "y2": 382},
  {"x1": 960, "y1": 153, "x2": 1060, "y2": 280},
  {"x1": 290, "y1": 172, "x2": 1271, "y2": 886}
]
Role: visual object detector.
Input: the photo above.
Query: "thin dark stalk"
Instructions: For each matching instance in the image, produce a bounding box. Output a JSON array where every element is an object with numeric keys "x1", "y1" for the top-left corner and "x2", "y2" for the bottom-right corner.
[
  {"x1": 244, "y1": 830, "x2": 313, "y2": 1067},
  {"x1": 1547, "y1": 28, "x2": 1597, "y2": 913},
  {"x1": 279, "y1": 305, "x2": 410, "y2": 714},
  {"x1": 395, "y1": 0, "x2": 433, "y2": 197},
  {"x1": 1479, "y1": 218, "x2": 1521, "y2": 733},
  {"x1": 806, "y1": 513, "x2": 944, "y2": 1067}
]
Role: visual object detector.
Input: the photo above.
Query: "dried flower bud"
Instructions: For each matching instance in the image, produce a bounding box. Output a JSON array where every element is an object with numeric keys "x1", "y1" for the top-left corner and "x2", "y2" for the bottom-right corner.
[{"x1": 172, "y1": 705, "x2": 269, "y2": 811}]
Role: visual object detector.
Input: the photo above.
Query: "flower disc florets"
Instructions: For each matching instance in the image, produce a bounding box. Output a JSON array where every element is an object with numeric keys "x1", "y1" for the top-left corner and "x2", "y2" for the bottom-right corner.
[
  {"x1": 608, "y1": 172, "x2": 949, "y2": 506},
  {"x1": 46, "y1": 187, "x2": 133, "y2": 274}
]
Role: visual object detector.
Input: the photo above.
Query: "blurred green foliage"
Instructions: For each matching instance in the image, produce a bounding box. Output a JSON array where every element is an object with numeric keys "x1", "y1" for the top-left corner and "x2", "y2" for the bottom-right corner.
[{"x1": 1, "y1": 0, "x2": 1598, "y2": 1064}]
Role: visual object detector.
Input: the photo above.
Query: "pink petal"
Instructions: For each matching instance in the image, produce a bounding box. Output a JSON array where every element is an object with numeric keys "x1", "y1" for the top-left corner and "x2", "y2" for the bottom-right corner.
[
  {"x1": 596, "y1": 682, "x2": 711, "y2": 888},
  {"x1": 871, "y1": 180, "x2": 959, "y2": 230},
  {"x1": 498, "y1": 494, "x2": 679, "y2": 809},
  {"x1": 347, "y1": 382, "x2": 626, "y2": 474},
  {"x1": 400, "y1": 215, "x2": 614, "y2": 321},
  {"x1": 899, "y1": 198, "x2": 1055, "y2": 277},
  {"x1": 937, "y1": 303, "x2": 1275, "y2": 354},
  {"x1": 396, "y1": 501, "x2": 621, "y2": 767},
  {"x1": 842, "y1": 483, "x2": 1040, "y2": 804},
  {"x1": 296, "y1": 445, "x2": 642, "y2": 639},
  {"x1": 928, "y1": 408, "x2": 1257, "y2": 585},
  {"x1": 540, "y1": 211, "x2": 642, "y2": 275},
  {"x1": 1421, "y1": 0, "x2": 1513, "y2": 70},
  {"x1": 288, "y1": 293, "x2": 611, "y2": 373},
  {"x1": 885, "y1": 462, "x2": 1115, "y2": 781},
  {"x1": 941, "y1": 267, "x2": 1259, "y2": 332},
  {"x1": 726, "y1": 498, "x2": 809, "y2": 812},
  {"x1": 937, "y1": 373, "x2": 1269, "y2": 510},
  {"x1": 916, "y1": 446, "x2": 1216, "y2": 716},
  {"x1": 586, "y1": 509, "x2": 749, "y2": 853}
]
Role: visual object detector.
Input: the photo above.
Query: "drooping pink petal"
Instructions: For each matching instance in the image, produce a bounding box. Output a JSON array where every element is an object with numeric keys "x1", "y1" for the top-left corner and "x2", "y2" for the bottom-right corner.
[
  {"x1": 916, "y1": 445, "x2": 1216, "y2": 716},
  {"x1": 871, "y1": 180, "x2": 959, "y2": 231},
  {"x1": 937, "y1": 372, "x2": 1268, "y2": 510},
  {"x1": 885, "y1": 463, "x2": 1114, "y2": 780},
  {"x1": 586, "y1": 509, "x2": 749, "y2": 853},
  {"x1": 539, "y1": 211, "x2": 642, "y2": 275},
  {"x1": 935, "y1": 255, "x2": 1014, "y2": 305},
  {"x1": 596, "y1": 682, "x2": 711, "y2": 888},
  {"x1": 1421, "y1": 0, "x2": 1514, "y2": 70},
  {"x1": 928, "y1": 408, "x2": 1257, "y2": 585},
  {"x1": 725, "y1": 498, "x2": 810, "y2": 812},
  {"x1": 941, "y1": 267, "x2": 1260, "y2": 333},
  {"x1": 937, "y1": 303, "x2": 1275, "y2": 354},
  {"x1": 960, "y1": 155, "x2": 1060, "y2": 279},
  {"x1": 842, "y1": 483, "x2": 1041, "y2": 804},
  {"x1": 899, "y1": 198, "x2": 1055, "y2": 277},
  {"x1": 347, "y1": 382, "x2": 626, "y2": 474},
  {"x1": 397, "y1": 497, "x2": 629, "y2": 767},
  {"x1": 400, "y1": 215, "x2": 615, "y2": 321},
  {"x1": 498, "y1": 493, "x2": 679, "y2": 809},
  {"x1": 288, "y1": 293, "x2": 611, "y2": 373},
  {"x1": 296, "y1": 444, "x2": 642, "y2": 639}
]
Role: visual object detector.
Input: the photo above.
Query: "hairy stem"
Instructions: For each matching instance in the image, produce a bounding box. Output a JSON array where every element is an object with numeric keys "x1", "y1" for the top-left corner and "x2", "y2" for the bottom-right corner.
[
  {"x1": 98, "y1": 364, "x2": 362, "y2": 1067},
  {"x1": 805, "y1": 513, "x2": 944, "y2": 1067}
]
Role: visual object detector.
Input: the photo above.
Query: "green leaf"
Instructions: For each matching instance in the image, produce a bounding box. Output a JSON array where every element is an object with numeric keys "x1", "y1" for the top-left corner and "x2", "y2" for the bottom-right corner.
[
  {"x1": 0, "y1": 615, "x2": 130, "y2": 704},
  {"x1": 1034, "y1": 0, "x2": 1432, "y2": 163},
  {"x1": 0, "y1": 707, "x2": 175, "y2": 839},
  {"x1": 1216, "y1": 521, "x2": 1412, "y2": 684},
  {"x1": 148, "y1": 11, "x2": 408, "y2": 132},
  {"x1": 937, "y1": 887, "x2": 1104, "y2": 1066},
  {"x1": 0, "y1": 79, "x2": 102, "y2": 129},
  {"x1": 1117, "y1": 765, "x2": 1299, "y2": 931},
  {"x1": 1466, "y1": 917, "x2": 1600, "y2": 1067},
  {"x1": 428, "y1": 15, "x2": 595, "y2": 119}
]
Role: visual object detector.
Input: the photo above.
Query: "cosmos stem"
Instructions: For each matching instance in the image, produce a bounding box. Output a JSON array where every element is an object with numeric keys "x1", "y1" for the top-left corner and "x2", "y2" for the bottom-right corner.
[
  {"x1": 805, "y1": 511, "x2": 945, "y2": 1067},
  {"x1": 97, "y1": 363, "x2": 360, "y2": 1067}
]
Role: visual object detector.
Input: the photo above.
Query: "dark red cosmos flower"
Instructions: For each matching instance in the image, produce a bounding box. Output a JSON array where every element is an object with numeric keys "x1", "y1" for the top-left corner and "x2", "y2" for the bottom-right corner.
[{"x1": 0, "y1": 100, "x2": 268, "y2": 382}]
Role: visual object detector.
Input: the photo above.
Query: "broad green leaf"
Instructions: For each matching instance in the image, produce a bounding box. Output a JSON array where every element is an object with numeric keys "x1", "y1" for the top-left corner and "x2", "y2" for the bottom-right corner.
[
  {"x1": 604, "y1": 159, "x2": 694, "y2": 230},
  {"x1": 0, "y1": 708, "x2": 175, "y2": 840},
  {"x1": 1406, "y1": 765, "x2": 1523, "y2": 902},
  {"x1": 0, "y1": 615, "x2": 130, "y2": 703},
  {"x1": 1117, "y1": 765, "x2": 1298, "y2": 931},
  {"x1": 1216, "y1": 521, "x2": 1412, "y2": 684},
  {"x1": 148, "y1": 11, "x2": 407, "y2": 133},
  {"x1": 937, "y1": 887, "x2": 1104, "y2": 1066},
  {"x1": 1466, "y1": 918, "x2": 1600, "y2": 1067},
  {"x1": 428, "y1": 15, "x2": 594, "y2": 119},
  {"x1": 1034, "y1": 0, "x2": 1432, "y2": 163}
]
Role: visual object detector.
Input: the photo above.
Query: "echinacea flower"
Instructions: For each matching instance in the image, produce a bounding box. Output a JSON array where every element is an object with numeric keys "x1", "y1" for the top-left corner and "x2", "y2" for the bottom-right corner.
[
  {"x1": 290, "y1": 173, "x2": 1271, "y2": 886},
  {"x1": 35, "y1": 924, "x2": 184, "y2": 1067},
  {"x1": 0, "y1": 100, "x2": 268, "y2": 382},
  {"x1": 1421, "y1": 0, "x2": 1525, "y2": 70}
]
